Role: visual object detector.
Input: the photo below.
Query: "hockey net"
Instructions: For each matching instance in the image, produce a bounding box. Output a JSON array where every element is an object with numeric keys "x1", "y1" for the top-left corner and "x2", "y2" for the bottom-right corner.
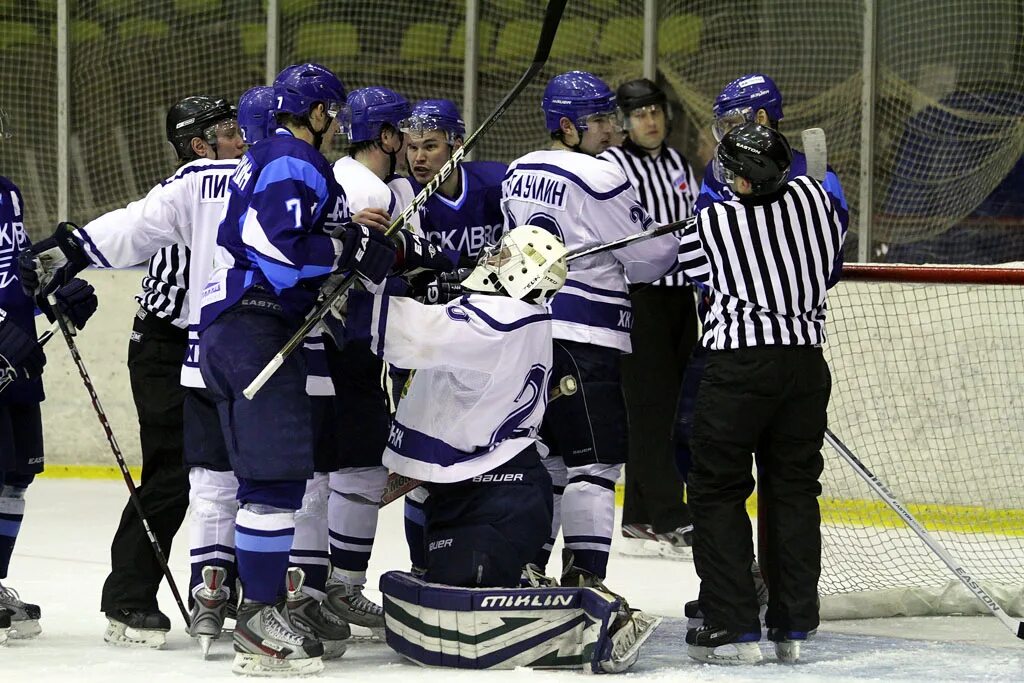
[{"x1": 817, "y1": 263, "x2": 1024, "y2": 619}]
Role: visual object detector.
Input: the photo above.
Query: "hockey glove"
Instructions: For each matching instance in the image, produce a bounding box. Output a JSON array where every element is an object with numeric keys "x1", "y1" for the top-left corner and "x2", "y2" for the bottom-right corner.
[
  {"x1": 411, "y1": 267, "x2": 472, "y2": 305},
  {"x1": 18, "y1": 221, "x2": 91, "y2": 298},
  {"x1": 0, "y1": 312, "x2": 46, "y2": 381},
  {"x1": 39, "y1": 278, "x2": 98, "y2": 330},
  {"x1": 393, "y1": 230, "x2": 456, "y2": 278},
  {"x1": 333, "y1": 223, "x2": 397, "y2": 284}
]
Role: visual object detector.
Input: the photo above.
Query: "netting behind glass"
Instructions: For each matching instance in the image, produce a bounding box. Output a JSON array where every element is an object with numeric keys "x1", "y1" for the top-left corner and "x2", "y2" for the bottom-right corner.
[
  {"x1": 6, "y1": 1, "x2": 1022, "y2": 259},
  {"x1": 819, "y1": 272, "x2": 1024, "y2": 616}
]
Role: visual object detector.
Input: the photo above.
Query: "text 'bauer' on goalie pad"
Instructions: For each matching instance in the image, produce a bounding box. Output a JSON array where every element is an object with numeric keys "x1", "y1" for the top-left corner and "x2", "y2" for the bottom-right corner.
[{"x1": 379, "y1": 571, "x2": 662, "y2": 673}]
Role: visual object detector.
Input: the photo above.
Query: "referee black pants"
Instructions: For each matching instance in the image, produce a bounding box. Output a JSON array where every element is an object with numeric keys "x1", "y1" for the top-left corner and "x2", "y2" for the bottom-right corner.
[
  {"x1": 621, "y1": 285, "x2": 698, "y2": 533},
  {"x1": 100, "y1": 310, "x2": 189, "y2": 614},
  {"x1": 688, "y1": 345, "x2": 830, "y2": 634}
]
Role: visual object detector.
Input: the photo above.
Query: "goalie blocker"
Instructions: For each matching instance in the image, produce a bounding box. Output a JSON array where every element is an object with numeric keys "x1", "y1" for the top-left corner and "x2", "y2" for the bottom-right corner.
[{"x1": 379, "y1": 571, "x2": 661, "y2": 673}]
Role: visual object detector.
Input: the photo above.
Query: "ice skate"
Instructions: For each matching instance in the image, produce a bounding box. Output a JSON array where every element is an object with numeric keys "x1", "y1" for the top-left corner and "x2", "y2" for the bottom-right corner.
[
  {"x1": 282, "y1": 567, "x2": 349, "y2": 659},
  {"x1": 232, "y1": 601, "x2": 324, "y2": 677},
  {"x1": 324, "y1": 577, "x2": 384, "y2": 640},
  {"x1": 656, "y1": 525, "x2": 694, "y2": 560},
  {"x1": 618, "y1": 523, "x2": 664, "y2": 557},
  {"x1": 0, "y1": 607, "x2": 11, "y2": 646},
  {"x1": 685, "y1": 624, "x2": 762, "y2": 664},
  {"x1": 769, "y1": 627, "x2": 814, "y2": 663},
  {"x1": 103, "y1": 608, "x2": 171, "y2": 649},
  {"x1": 600, "y1": 608, "x2": 663, "y2": 673},
  {"x1": 0, "y1": 581, "x2": 41, "y2": 639},
  {"x1": 189, "y1": 565, "x2": 230, "y2": 658}
]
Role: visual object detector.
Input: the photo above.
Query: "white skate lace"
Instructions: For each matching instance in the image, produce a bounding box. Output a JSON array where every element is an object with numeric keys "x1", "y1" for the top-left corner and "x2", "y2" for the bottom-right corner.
[
  {"x1": 345, "y1": 586, "x2": 383, "y2": 617},
  {"x1": 263, "y1": 607, "x2": 304, "y2": 645},
  {"x1": 521, "y1": 564, "x2": 557, "y2": 588},
  {"x1": 0, "y1": 583, "x2": 26, "y2": 608}
]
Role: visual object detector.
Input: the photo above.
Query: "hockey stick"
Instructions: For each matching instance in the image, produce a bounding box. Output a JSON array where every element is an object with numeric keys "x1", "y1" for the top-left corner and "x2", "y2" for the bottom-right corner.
[
  {"x1": 243, "y1": 0, "x2": 568, "y2": 400},
  {"x1": 379, "y1": 374, "x2": 579, "y2": 507},
  {"x1": 47, "y1": 298, "x2": 191, "y2": 628},
  {"x1": 566, "y1": 217, "x2": 696, "y2": 262},
  {"x1": 801, "y1": 128, "x2": 827, "y2": 182},
  {"x1": 825, "y1": 428, "x2": 1024, "y2": 639},
  {"x1": 0, "y1": 320, "x2": 60, "y2": 394}
]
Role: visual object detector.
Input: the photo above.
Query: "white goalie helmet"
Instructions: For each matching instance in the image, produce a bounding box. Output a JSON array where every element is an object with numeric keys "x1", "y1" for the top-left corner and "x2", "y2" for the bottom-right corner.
[{"x1": 461, "y1": 225, "x2": 568, "y2": 304}]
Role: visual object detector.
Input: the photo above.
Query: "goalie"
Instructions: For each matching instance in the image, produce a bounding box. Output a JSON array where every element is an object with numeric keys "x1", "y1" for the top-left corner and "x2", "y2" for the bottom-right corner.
[{"x1": 335, "y1": 225, "x2": 660, "y2": 671}]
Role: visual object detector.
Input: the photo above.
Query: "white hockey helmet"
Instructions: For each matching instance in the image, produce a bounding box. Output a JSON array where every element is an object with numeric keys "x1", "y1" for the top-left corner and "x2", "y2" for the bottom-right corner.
[{"x1": 462, "y1": 225, "x2": 568, "y2": 304}]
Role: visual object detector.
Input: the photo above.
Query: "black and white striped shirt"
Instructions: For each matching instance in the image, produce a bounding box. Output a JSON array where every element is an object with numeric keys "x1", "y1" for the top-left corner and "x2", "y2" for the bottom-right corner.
[
  {"x1": 677, "y1": 176, "x2": 846, "y2": 350},
  {"x1": 137, "y1": 244, "x2": 189, "y2": 328},
  {"x1": 599, "y1": 139, "x2": 699, "y2": 287}
]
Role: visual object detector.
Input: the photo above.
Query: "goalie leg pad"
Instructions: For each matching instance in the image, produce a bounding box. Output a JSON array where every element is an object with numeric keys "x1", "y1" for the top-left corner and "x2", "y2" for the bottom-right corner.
[{"x1": 379, "y1": 571, "x2": 660, "y2": 672}]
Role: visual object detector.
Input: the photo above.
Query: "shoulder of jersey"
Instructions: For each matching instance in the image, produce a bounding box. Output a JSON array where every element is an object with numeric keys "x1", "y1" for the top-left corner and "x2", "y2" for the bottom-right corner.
[
  {"x1": 0, "y1": 175, "x2": 17, "y2": 192},
  {"x1": 463, "y1": 160, "x2": 508, "y2": 183},
  {"x1": 162, "y1": 156, "x2": 238, "y2": 185},
  {"x1": 511, "y1": 149, "x2": 629, "y2": 195}
]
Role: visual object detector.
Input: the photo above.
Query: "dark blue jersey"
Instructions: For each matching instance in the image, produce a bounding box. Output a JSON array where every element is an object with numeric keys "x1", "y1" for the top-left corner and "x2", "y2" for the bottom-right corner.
[
  {"x1": 0, "y1": 175, "x2": 43, "y2": 403},
  {"x1": 406, "y1": 160, "x2": 507, "y2": 268},
  {"x1": 199, "y1": 128, "x2": 353, "y2": 328}
]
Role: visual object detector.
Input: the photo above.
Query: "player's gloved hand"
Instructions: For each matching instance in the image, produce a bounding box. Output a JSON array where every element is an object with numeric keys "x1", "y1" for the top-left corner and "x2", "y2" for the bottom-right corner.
[
  {"x1": 41, "y1": 278, "x2": 98, "y2": 330},
  {"x1": 18, "y1": 221, "x2": 91, "y2": 298},
  {"x1": 410, "y1": 267, "x2": 472, "y2": 305},
  {"x1": 0, "y1": 313, "x2": 46, "y2": 381},
  {"x1": 333, "y1": 223, "x2": 396, "y2": 284},
  {"x1": 393, "y1": 230, "x2": 456, "y2": 277}
]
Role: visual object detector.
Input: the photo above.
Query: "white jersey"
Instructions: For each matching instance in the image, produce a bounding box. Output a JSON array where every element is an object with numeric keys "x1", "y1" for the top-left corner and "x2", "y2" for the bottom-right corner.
[
  {"x1": 75, "y1": 158, "x2": 237, "y2": 388},
  {"x1": 501, "y1": 149, "x2": 678, "y2": 352},
  {"x1": 386, "y1": 173, "x2": 420, "y2": 233},
  {"x1": 346, "y1": 290, "x2": 552, "y2": 483}
]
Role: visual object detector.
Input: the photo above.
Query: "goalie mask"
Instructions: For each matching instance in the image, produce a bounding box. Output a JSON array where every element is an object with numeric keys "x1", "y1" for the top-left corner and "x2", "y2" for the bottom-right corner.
[{"x1": 461, "y1": 225, "x2": 568, "y2": 304}]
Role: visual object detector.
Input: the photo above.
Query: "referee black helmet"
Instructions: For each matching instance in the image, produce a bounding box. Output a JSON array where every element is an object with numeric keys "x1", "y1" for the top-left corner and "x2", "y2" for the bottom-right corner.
[
  {"x1": 166, "y1": 96, "x2": 236, "y2": 163},
  {"x1": 717, "y1": 122, "x2": 793, "y2": 197},
  {"x1": 616, "y1": 78, "x2": 667, "y2": 114}
]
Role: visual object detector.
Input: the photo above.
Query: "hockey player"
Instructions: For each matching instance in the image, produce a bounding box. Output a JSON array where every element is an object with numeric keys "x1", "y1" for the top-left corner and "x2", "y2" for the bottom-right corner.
[
  {"x1": 196, "y1": 63, "x2": 398, "y2": 675},
  {"x1": 399, "y1": 99, "x2": 507, "y2": 266},
  {"x1": 322, "y1": 85, "x2": 411, "y2": 636},
  {"x1": 696, "y1": 73, "x2": 848, "y2": 223},
  {"x1": 1, "y1": 111, "x2": 98, "y2": 644},
  {"x1": 16, "y1": 95, "x2": 242, "y2": 648},
  {"x1": 501, "y1": 71, "x2": 679, "y2": 588},
  {"x1": 395, "y1": 98, "x2": 507, "y2": 574},
  {"x1": 346, "y1": 226, "x2": 661, "y2": 673}
]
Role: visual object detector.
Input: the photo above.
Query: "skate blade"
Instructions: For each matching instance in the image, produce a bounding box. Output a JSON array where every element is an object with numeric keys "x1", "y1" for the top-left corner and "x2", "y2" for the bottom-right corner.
[
  {"x1": 616, "y1": 538, "x2": 663, "y2": 558},
  {"x1": 687, "y1": 641, "x2": 763, "y2": 665},
  {"x1": 600, "y1": 613, "x2": 663, "y2": 673},
  {"x1": 347, "y1": 624, "x2": 385, "y2": 642},
  {"x1": 231, "y1": 652, "x2": 325, "y2": 677},
  {"x1": 103, "y1": 620, "x2": 167, "y2": 649},
  {"x1": 774, "y1": 640, "x2": 801, "y2": 663},
  {"x1": 199, "y1": 635, "x2": 214, "y2": 659},
  {"x1": 9, "y1": 619, "x2": 42, "y2": 639},
  {"x1": 322, "y1": 640, "x2": 348, "y2": 660},
  {"x1": 658, "y1": 544, "x2": 694, "y2": 561}
]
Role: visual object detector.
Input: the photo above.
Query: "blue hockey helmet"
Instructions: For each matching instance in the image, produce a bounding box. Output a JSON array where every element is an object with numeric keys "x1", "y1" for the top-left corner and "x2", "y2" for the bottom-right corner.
[
  {"x1": 400, "y1": 99, "x2": 466, "y2": 144},
  {"x1": 347, "y1": 86, "x2": 412, "y2": 143},
  {"x1": 237, "y1": 86, "x2": 275, "y2": 144},
  {"x1": 272, "y1": 63, "x2": 347, "y2": 122},
  {"x1": 542, "y1": 71, "x2": 619, "y2": 132},
  {"x1": 711, "y1": 73, "x2": 784, "y2": 141}
]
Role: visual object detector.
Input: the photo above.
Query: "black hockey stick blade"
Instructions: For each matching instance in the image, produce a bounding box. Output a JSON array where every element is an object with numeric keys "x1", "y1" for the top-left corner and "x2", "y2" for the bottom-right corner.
[{"x1": 243, "y1": 0, "x2": 568, "y2": 400}]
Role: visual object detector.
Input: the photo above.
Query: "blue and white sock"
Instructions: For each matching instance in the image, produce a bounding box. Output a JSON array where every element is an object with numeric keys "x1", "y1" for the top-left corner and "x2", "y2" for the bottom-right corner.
[
  {"x1": 562, "y1": 463, "x2": 620, "y2": 578},
  {"x1": 235, "y1": 506, "x2": 295, "y2": 605},
  {"x1": 328, "y1": 467, "x2": 387, "y2": 587},
  {"x1": 291, "y1": 473, "x2": 330, "y2": 600}
]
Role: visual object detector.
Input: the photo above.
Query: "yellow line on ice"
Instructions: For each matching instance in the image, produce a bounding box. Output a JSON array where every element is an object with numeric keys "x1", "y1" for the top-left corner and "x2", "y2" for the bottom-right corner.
[
  {"x1": 615, "y1": 485, "x2": 1024, "y2": 536},
  {"x1": 38, "y1": 472, "x2": 1024, "y2": 536}
]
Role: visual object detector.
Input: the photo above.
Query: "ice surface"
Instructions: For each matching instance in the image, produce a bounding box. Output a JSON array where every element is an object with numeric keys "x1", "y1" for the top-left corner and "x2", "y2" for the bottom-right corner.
[{"x1": 5, "y1": 479, "x2": 1022, "y2": 681}]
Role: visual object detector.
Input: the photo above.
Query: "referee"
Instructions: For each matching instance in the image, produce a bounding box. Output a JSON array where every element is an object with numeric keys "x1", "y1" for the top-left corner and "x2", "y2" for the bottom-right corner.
[
  {"x1": 675, "y1": 123, "x2": 845, "y2": 665},
  {"x1": 599, "y1": 78, "x2": 699, "y2": 553}
]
